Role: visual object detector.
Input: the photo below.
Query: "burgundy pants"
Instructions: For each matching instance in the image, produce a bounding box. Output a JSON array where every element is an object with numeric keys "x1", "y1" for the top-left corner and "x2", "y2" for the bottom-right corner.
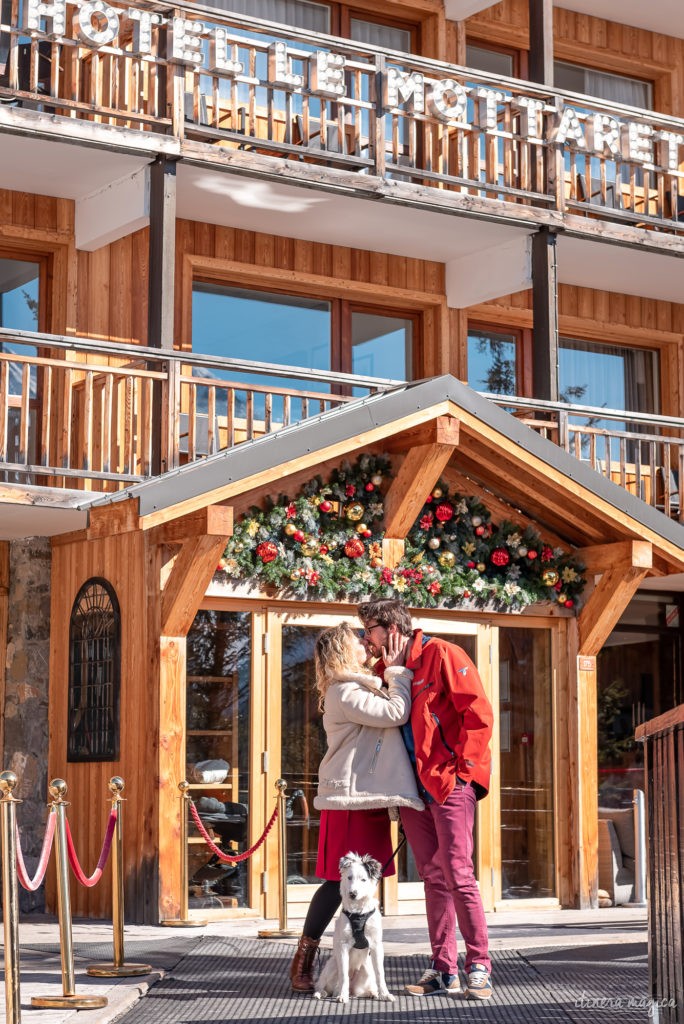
[{"x1": 401, "y1": 782, "x2": 491, "y2": 974}]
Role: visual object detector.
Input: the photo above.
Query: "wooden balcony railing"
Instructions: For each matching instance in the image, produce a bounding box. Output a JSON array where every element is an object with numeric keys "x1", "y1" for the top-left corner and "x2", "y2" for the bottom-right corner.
[
  {"x1": 484, "y1": 394, "x2": 684, "y2": 522},
  {"x1": 635, "y1": 706, "x2": 684, "y2": 1024},
  {"x1": 2, "y1": 328, "x2": 684, "y2": 516},
  {"x1": 1, "y1": 4, "x2": 683, "y2": 234},
  {"x1": 0, "y1": 328, "x2": 395, "y2": 490}
]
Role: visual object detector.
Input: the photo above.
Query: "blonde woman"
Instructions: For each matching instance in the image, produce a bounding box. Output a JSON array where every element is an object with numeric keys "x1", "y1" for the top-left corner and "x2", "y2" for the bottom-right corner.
[{"x1": 289, "y1": 621, "x2": 423, "y2": 992}]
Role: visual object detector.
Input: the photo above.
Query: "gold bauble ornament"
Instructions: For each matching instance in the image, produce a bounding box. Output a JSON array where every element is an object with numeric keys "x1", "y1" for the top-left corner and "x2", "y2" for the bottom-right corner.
[
  {"x1": 284, "y1": 523, "x2": 297, "y2": 536},
  {"x1": 370, "y1": 556, "x2": 383, "y2": 568},
  {"x1": 432, "y1": 487, "x2": 443, "y2": 499},
  {"x1": 356, "y1": 523, "x2": 369, "y2": 535},
  {"x1": 345, "y1": 502, "x2": 365, "y2": 522},
  {"x1": 371, "y1": 474, "x2": 383, "y2": 486},
  {"x1": 428, "y1": 537, "x2": 441, "y2": 550},
  {"x1": 301, "y1": 542, "x2": 318, "y2": 557},
  {"x1": 438, "y1": 550, "x2": 456, "y2": 568},
  {"x1": 542, "y1": 569, "x2": 560, "y2": 586},
  {"x1": 477, "y1": 562, "x2": 486, "y2": 572},
  {"x1": 233, "y1": 543, "x2": 244, "y2": 552}
]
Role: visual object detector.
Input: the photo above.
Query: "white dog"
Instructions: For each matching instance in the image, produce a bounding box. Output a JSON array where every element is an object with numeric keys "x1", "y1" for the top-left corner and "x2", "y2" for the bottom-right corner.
[{"x1": 313, "y1": 852, "x2": 394, "y2": 1004}]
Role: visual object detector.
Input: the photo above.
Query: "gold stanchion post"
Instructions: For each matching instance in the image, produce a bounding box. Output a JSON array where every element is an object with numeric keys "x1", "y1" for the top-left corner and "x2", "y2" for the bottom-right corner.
[
  {"x1": 161, "y1": 782, "x2": 206, "y2": 927},
  {"x1": 0, "y1": 771, "x2": 22, "y2": 1024},
  {"x1": 258, "y1": 779, "x2": 299, "y2": 938},
  {"x1": 31, "y1": 780, "x2": 108, "y2": 1011},
  {"x1": 87, "y1": 777, "x2": 152, "y2": 977}
]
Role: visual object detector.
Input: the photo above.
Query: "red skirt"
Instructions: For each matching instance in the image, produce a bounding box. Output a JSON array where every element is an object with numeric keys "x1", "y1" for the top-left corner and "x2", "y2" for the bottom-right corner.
[{"x1": 316, "y1": 808, "x2": 395, "y2": 880}]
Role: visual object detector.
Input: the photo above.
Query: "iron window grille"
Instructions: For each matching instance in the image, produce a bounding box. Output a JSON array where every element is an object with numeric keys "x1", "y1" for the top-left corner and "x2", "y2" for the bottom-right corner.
[{"x1": 67, "y1": 578, "x2": 121, "y2": 762}]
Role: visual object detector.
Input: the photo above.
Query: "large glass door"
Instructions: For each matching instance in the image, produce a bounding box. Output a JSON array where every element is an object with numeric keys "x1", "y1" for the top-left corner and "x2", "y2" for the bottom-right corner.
[{"x1": 271, "y1": 611, "x2": 498, "y2": 914}]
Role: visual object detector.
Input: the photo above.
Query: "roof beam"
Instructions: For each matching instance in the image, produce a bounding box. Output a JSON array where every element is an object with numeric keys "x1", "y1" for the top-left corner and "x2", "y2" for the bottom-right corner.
[
  {"x1": 383, "y1": 420, "x2": 460, "y2": 540},
  {"x1": 161, "y1": 533, "x2": 231, "y2": 636},
  {"x1": 578, "y1": 563, "x2": 650, "y2": 656},
  {"x1": 576, "y1": 540, "x2": 652, "y2": 575},
  {"x1": 383, "y1": 415, "x2": 460, "y2": 454},
  {"x1": 151, "y1": 506, "x2": 233, "y2": 546}
]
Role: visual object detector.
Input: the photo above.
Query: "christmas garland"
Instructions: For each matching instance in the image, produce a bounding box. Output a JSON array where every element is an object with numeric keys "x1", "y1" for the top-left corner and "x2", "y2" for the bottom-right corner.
[{"x1": 217, "y1": 454, "x2": 586, "y2": 612}]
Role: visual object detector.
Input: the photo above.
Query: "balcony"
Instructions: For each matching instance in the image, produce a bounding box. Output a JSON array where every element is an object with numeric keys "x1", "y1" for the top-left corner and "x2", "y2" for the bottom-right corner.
[
  {"x1": 1, "y1": 4, "x2": 683, "y2": 245},
  {"x1": 1, "y1": 327, "x2": 682, "y2": 523}
]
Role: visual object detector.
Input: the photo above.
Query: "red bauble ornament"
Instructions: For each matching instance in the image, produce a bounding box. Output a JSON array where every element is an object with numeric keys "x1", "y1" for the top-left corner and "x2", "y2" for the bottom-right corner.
[
  {"x1": 256, "y1": 541, "x2": 278, "y2": 563},
  {"x1": 554, "y1": 581, "x2": 563, "y2": 592},
  {"x1": 362, "y1": 529, "x2": 372, "y2": 538},
  {"x1": 365, "y1": 482, "x2": 375, "y2": 492},
  {"x1": 463, "y1": 590, "x2": 471, "y2": 599},
  {"x1": 466, "y1": 560, "x2": 476, "y2": 569},
  {"x1": 475, "y1": 525, "x2": 485, "y2": 536},
  {"x1": 435, "y1": 502, "x2": 454, "y2": 523},
  {"x1": 425, "y1": 495, "x2": 433, "y2": 503},
  {"x1": 564, "y1": 599, "x2": 574, "y2": 608},
  {"x1": 319, "y1": 500, "x2": 333, "y2": 513},
  {"x1": 527, "y1": 550, "x2": 538, "y2": 560},
  {"x1": 293, "y1": 530, "x2": 305, "y2": 543},
  {"x1": 319, "y1": 544, "x2": 329, "y2": 555},
  {"x1": 490, "y1": 547, "x2": 510, "y2": 567},
  {"x1": 345, "y1": 484, "x2": 356, "y2": 497},
  {"x1": 344, "y1": 538, "x2": 365, "y2": 558}
]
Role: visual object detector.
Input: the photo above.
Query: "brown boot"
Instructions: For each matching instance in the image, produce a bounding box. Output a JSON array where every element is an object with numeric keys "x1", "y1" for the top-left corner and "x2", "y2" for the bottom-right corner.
[{"x1": 290, "y1": 935, "x2": 319, "y2": 992}]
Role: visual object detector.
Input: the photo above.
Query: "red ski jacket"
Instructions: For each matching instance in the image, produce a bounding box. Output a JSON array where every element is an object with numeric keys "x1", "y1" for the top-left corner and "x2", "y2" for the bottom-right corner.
[{"x1": 404, "y1": 630, "x2": 493, "y2": 803}]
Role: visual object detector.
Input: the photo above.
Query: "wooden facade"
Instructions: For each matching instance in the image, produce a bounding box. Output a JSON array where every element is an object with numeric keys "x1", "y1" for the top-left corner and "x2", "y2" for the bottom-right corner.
[{"x1": 1, "y1": 0, "x2": 684, "y2": 925}]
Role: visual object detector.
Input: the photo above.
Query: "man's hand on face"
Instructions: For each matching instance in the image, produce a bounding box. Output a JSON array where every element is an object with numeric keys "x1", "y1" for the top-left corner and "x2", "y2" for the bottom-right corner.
[{"x1": 382, "y1": 629, "x2": 408, "y2": 668}]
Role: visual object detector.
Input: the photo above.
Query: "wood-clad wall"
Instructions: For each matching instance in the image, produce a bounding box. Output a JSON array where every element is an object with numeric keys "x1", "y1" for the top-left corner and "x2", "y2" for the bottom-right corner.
[
  {"x1": 75, "y1": 228, "x2": 149, "y2": 345},
  {"x1": 48, "y1": 531, "x2": 160, "y2": 921},
  {"x1": 465, "y1": 0, "x2": 684, "y2": 116}
]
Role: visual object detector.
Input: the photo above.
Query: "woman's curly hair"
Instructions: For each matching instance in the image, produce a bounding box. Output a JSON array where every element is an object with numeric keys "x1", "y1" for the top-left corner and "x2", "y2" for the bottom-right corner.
[{"x1": 314, "y1": 621, "x2": 370, "y2": 711}]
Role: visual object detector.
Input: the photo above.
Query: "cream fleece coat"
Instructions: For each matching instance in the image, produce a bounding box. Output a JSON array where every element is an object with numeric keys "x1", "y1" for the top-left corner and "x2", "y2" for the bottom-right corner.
[{"x1": 314, "y1": 666, "x2": 424, "y2": 813}]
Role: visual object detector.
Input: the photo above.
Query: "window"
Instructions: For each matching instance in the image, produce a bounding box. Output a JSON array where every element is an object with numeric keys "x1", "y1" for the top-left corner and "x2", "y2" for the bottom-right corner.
[
  {"x1": 192, "y1": 282, "x2": 415, "y2": 386},
  {"x1": 0, "y1": 257, "x2": 40, "y2": 396},
  {"x1": 559, "y1": 338, "x2": 660, "y2": 415},
  {"x1": 554, "y1": 61, "x2": 653, "y2": 111},
  {"x1": 467, "y1": 326, "x2": 520, "y2": 397},
  {"x1": 206, "y1": 0, "x2": 419, "y2": 52},
  {"x1": 466, "y1": 43, "x2": 518, "y2": 79},
  {"x1": 67, "y1": 579, "x2": 121, "y2": 763}
]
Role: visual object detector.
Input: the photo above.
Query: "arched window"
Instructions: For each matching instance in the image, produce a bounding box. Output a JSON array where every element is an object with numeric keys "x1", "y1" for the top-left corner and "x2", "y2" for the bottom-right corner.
[{"x1": 67, "y1": 579, "x2": 121, "y2": 762}]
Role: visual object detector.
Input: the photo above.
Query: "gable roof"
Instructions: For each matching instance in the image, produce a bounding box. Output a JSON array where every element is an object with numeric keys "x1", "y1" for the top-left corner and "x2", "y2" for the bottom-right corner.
[{"x1": 86, "y1": 375, "x2": 684, "y2": 570}]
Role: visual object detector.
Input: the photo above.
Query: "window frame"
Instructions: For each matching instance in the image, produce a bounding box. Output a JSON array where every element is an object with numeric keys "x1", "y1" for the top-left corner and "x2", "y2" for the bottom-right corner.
[
  {"x1": 466, "y1": 320, "x2": 530, "y2": 398},
  {"x1": 67, "y1": 577, "x2": 122, "y2": 764},
  {"x1": 191, "y1": 277, "x2": 420, "y2": 384}
]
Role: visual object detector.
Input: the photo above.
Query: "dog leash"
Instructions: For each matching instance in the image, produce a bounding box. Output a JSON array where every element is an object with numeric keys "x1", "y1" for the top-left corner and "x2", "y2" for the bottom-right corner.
[{"x1": 380, "y1": 832, "x2": 407, "y2": 875}]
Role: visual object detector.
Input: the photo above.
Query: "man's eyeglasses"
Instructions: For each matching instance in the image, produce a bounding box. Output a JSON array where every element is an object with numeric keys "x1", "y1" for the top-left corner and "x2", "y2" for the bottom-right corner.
[{"x1": 363, "y1": 622, "x2": 383, "y2": 636}]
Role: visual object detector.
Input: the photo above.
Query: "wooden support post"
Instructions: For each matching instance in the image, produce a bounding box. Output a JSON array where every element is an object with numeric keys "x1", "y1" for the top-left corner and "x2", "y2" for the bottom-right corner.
[
  {"x1": 531, "y1": 227, "x2": 558, "y2": 402},
  {"x1": 528, "y1": 0, "x2": 554, "y2": 86},
  {"x1": 158, "y1": 635, "x2": 186, "y2": 921},
  {"x1": 575, "y1": 651, "x2": 598, "y2": 909},
  {"x1": 148, "y1": 155, "x2": 177, "y2": 475},
  {"x1": 578, "y1": 564, "x2": 650, "y2": 656},
  {"x1": 0, "y1": 543, "x2": 8, "y2": 766}
]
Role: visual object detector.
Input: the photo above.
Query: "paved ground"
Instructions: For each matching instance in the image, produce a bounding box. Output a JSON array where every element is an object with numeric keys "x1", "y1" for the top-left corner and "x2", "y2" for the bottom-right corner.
[{"x1": 1, "y1": 909, "x2": 654, "y2": 1024}]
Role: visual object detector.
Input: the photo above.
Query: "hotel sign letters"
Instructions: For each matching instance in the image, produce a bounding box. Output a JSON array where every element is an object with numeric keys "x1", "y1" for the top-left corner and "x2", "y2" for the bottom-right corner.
[{"x1": 20, "y1": 0, "x2": 684, "y2": 173}]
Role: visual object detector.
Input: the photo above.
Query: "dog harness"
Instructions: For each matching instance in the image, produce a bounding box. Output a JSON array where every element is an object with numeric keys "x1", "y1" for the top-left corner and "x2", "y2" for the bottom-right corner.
[{"x1": 342, "y1": 910, "x2": 375, "y2": 949}]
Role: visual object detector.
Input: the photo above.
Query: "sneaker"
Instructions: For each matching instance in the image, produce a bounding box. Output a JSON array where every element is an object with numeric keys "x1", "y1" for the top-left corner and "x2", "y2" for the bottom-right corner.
[
  {"x1": 405, "y1": 969, "x2": 461, "y2": 996},
  {"x1": 466, "y1": 964, "x2": 493, "y2": 999}
]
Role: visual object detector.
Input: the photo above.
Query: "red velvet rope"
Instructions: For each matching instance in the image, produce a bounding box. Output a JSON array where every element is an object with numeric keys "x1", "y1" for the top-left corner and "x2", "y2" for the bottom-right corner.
[
  {"x1": 65, "y1": 809, "x2": 117, "y2": 888},
  {"x1": 189, "y1": 799, "x2": 278, "y2": 863},
  {"x1": 15, "y1": 810, "x2": 57, "y2": 892}
]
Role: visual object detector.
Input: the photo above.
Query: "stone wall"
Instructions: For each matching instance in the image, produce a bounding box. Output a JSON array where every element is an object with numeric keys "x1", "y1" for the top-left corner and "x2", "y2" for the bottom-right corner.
[{"x1": 4, "y1": 538, "x2": 51, "y2": 912}]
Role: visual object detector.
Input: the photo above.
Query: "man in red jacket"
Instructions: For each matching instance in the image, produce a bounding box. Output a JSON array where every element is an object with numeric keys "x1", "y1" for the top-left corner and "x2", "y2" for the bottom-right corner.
[{"x1": 358, "y1": 598, "x2": 493, "y2": 1000}]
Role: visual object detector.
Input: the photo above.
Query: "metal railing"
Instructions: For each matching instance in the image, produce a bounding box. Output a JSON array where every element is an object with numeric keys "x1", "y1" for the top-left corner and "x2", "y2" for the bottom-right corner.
[
  {"x1": 1, "y1": 4, "x2": 683, "y2": 233},
  {"x1": 635, "y1": 705, "x2": 684, "y2": 1024},
  {"x1": 2, "y1": 327, "x2": 684, "y2": 515}
]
